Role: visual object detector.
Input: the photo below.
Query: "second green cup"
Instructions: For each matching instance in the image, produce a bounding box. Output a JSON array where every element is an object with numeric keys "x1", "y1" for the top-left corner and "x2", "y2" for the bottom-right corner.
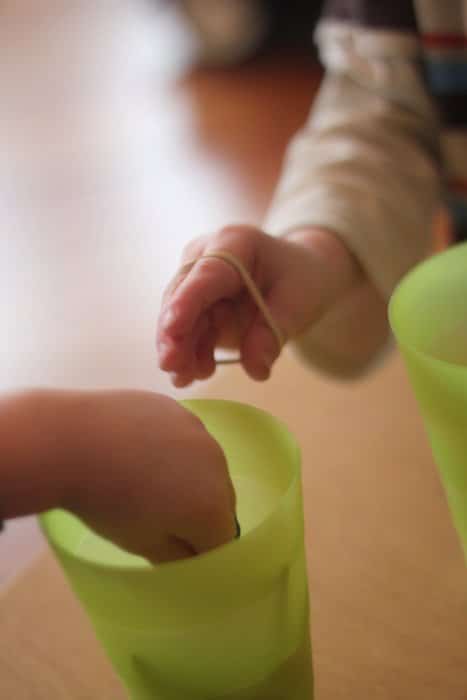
[{"x1": 390, "y1": 242, "x2": 467, "y2": 559}]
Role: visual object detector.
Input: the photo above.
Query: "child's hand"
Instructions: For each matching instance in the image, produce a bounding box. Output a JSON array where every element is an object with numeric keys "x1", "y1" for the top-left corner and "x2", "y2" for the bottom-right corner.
[
  {"x1": 157, "y1": 225, "x2": 361, "y2": 385},
  {"x1": 64, "y1": 391, "x2": 237, "y2": 564}
]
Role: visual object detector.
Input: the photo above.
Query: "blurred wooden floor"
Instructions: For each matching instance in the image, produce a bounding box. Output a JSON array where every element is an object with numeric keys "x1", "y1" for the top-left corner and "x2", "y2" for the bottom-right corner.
[{"x1": 0, "y1": 0, "x2": 320, "y2": 587}]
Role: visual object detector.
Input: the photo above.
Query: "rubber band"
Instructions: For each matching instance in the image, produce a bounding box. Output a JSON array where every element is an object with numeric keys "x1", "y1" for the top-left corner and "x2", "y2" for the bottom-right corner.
[{"x1": 180, "y1": 250, "x2": 285, "y2": 365}]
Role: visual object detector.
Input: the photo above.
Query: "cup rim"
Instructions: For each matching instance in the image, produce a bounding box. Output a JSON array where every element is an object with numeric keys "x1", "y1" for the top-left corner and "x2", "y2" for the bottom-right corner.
[
  {"x1": 389, "y1": 242, "x2": 467, "y2": 372},
  {"x1": 40, "y1": 399, "x2": 302, "y2": 575}
]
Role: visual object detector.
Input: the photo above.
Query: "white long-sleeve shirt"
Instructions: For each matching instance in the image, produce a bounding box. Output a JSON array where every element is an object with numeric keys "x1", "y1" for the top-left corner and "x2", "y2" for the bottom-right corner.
[
  {"x1": 179, "y1": 0, "x2": 467, "y2": 373},
  {"x1": 264, "y1": 1, "x2": 467, "y2": 372}
]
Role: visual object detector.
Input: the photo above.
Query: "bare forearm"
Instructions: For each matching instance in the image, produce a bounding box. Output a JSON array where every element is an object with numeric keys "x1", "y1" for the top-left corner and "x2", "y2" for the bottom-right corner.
[
  {"x1": 0, "y1": 390, "x2": 76, "y2": 519},
  {"x1": 0, "y1": 388, "x2": 237, "y2": 562}
]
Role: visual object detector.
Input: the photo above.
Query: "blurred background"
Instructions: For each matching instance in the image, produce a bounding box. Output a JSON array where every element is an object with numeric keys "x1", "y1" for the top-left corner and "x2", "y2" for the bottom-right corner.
[
  {"x1": 2, "y1": 8, "x2": 466, "y2": 699},
  {"x1": 0, "y1": 0, "x2": 320, "y2": 588}
]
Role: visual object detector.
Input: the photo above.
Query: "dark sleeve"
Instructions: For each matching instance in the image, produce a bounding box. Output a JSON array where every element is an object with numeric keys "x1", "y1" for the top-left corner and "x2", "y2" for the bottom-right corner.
[{"x1": 321, "y1": 0, "x2": 418, "y2": 32}]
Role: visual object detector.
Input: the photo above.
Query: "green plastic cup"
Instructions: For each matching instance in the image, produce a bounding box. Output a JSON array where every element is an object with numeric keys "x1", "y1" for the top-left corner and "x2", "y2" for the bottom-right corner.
[
  {"x1": 389, "y1": 242, "x2": 467, "y2": 559},
  {"x1": 40, "y1": 400, "x2": 313, "y2": 699}
]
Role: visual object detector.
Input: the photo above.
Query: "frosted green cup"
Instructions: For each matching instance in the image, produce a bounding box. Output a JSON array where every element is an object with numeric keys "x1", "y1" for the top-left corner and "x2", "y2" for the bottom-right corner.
[
  {"x1": 389, "y1": 242, "x2": 467, "y2": 559},
  {"x1": 40, "y1": 400, "x2": 313, "y2": 699}
]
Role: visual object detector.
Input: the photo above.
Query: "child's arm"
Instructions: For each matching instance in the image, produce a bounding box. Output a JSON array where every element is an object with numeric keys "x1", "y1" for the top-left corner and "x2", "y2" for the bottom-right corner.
[
  {"x1": 158, "y1": 9, "x2": 442, "y2": 384},
  {"x1": 266, "y1": 6, "x2": 442, "y2": 296},
  {"x1": 0, "y1": 389, "x2": 236, "y2": 562},
  {"x1": 262, "y1": 9, "x2": 442, "y2": 373}
]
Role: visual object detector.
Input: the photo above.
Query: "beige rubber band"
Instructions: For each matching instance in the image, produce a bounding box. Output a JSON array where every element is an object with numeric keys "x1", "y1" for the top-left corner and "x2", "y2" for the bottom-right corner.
[{"x1": 180, "y1": 250, "x2": 285, "y2": 365}]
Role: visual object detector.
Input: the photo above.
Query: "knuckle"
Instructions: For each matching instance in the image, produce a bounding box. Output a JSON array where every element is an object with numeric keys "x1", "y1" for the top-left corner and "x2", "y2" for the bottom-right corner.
[
  {"x1": 216, "y1": 224, "x2": 260, "y2": 249},
  {"x1": 182, "y1": 235, "x2": 206, "y2": 261},
  {"x1": 194, "y1": 256, "x2": 223, "y2": 279}
]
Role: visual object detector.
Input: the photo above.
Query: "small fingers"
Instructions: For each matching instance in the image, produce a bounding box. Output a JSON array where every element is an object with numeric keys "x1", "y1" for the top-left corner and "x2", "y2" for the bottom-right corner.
[
  {"x1": 195, "y1": 325, "x2": 218, "y2": 379},
  {"x1": 160, "y1": 235, "x2": 208, "y2": 306},
  {"x1": 183, "y1": 500, "x2": 239, "y2": 556},
  {"x1": 242, "y1": 319, "x2": 281, "y2": 380},
  {"x1": 161, "y1": 256, "x2": 243, "y2": 339},
  {"x1": 144, "y1": 536, "x2": 196, "y2": 565},
  {"x1": 158, "y1": 259, "x2": 247, "y2": 381},
  {"x1": 241, "y1": 283, "x2": 289, "y2": 380}
]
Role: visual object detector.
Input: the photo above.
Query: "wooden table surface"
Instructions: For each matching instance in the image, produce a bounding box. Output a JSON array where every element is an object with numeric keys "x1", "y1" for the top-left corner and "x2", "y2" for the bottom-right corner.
[
  {"x1": 0, "y1": 2, "x2": 465, "y2": 699},
  {"x1": 2, "y1": 353, "x2": 466, "y2": 699}
]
